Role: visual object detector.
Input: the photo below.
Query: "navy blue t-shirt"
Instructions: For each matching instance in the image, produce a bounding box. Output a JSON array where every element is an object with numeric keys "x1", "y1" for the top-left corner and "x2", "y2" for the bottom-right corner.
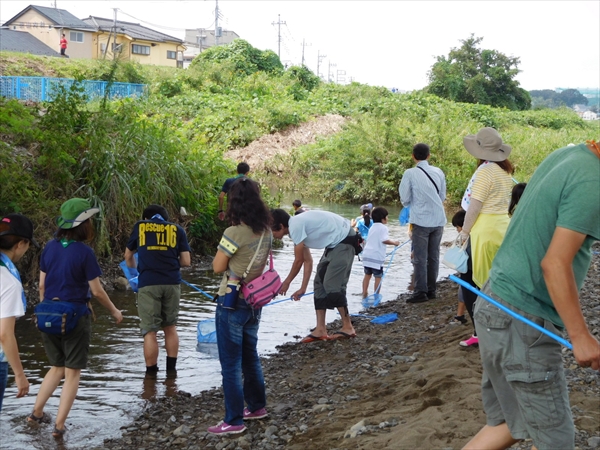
[
  {"x1": 221, "y1": 174, "x2": 246, "y2": 194},
  {"x1": 126, "y1": 219, "x2": 191, "y2": 288},
  {"x1": 40, "y1": 239, "x2": 102, "y2": 304}
]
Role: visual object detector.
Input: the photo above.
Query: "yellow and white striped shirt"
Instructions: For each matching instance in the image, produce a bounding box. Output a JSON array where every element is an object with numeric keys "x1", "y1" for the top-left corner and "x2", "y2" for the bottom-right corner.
[{"x1": 471, "y1": 163, "x2": 513, "y2": 214}]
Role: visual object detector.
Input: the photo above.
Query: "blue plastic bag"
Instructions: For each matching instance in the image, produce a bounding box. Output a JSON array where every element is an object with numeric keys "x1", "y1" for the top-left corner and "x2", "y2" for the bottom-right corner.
[
  {"x1": 399, "y1": 207, "x2": 410, "y2": 226},
  {"x1": 119, "y1": 254, "x2": 139, "y2": 292},
  {"x1": 442, "y1": 237, "x2": 469, "y2": 274}
]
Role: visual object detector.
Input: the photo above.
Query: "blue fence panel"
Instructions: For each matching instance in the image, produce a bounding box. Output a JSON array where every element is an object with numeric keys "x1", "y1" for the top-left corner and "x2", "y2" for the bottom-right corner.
[{"x1": 0, "y1": 76, "x2": 146, "y2": 102}]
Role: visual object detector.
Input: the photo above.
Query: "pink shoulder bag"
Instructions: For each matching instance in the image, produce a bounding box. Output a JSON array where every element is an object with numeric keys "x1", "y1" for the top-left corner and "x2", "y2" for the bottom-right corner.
[{"x1": 240, "y1": 233, "x2": 282, "y2": 309}]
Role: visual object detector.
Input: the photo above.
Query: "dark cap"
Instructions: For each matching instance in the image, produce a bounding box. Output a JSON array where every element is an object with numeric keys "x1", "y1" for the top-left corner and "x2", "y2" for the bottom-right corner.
[{"x1": 0, "y1": 214, "x2": 39, "y2": 248}]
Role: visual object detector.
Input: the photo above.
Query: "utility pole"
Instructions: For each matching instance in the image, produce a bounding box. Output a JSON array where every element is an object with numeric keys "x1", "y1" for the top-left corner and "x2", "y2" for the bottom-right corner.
[
  {"x1": 336, "y1": 69, "x2": 346, "y2": 84},
  {"x1": 317, "y1": 50, "x2": 326, "y2": 79},
  {"x1": 328, "y1": 61, "x2": 336, "y2": 83},
  {"x1": 300, "y1": 39, "x2": 311, "y2": 67},
  {"x1": 197, "y1": 28, "x2": 204, "y2": 52},
  {"x1": 271, "y1": 14, "x2": 286, "y2": 59},
  {"x1": 112, "y1": 8, "x2": 118, "y2": 60},
  {"x1": 214, "y1": 0, "x2": 220, "y2": 46}
]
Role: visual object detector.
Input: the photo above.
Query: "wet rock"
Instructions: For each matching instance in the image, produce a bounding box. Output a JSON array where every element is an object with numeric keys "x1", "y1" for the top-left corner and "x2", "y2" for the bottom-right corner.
[
  {"x1": 172, "y1": 425, "x2": 190, "y2": 436},
  {"x1": 588, "y1": 436, "x2": 600, "y2": 448}
]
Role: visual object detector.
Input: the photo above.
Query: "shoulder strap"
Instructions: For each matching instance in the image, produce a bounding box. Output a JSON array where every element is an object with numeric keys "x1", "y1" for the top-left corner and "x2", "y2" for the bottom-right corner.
[
  {"x1": 417, "y1": 166, "x2": 439, "y2": 194},
  {"x1": 242, "y1": 232, "x2": 265, "y2": 280}
]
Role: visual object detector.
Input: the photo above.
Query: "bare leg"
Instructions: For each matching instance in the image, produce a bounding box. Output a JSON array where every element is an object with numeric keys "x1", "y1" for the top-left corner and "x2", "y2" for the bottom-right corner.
[
  {"x1": 336, "y1": 306, "x2": 356, "y2": 335},
  {"x1": 163, "y1": 325, "x2": 179, "y2": 358},
  {"x1": 32, "y1": 366, "x2": 65, "y2": 417},
  {"x1": 312, "y1": 309, "x2": 328, "y2": 337},
  {"x1": 457, "y1": 301, "x2": 466, "y2": 317},
  {"x1": 362, "y1": 274, "x2": 372, "y2": 298},
  {"x1": 373, "y1": 277, "x2": 382, "y2": 295},
  {"x1": 54, "y1": 368, "x2": 81, "y2": 431},
  {"x1": 462, "y1": 423, "x2": 519, "y2": 450},
  {"x1": 143, "y1": 331, "x2": 159, "y2": 367}
]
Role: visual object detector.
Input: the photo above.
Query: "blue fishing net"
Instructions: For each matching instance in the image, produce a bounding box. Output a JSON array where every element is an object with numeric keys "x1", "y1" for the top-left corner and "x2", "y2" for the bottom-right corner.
[
  {"x1": 370, "y1": 313, "x2": 398, "y2": 324},
  {"x1": 197, "y1": 318, "x2": 217, "y2": 343}
]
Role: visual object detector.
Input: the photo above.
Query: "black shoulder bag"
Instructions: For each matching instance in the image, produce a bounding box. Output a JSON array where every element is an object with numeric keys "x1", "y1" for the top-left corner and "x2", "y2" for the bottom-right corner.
[{"x1": 417, "y1": 166, "x2": 439, "y2": 194}]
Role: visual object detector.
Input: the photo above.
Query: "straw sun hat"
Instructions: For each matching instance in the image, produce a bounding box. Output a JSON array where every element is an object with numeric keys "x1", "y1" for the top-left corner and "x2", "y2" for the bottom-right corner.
[{"x1": 463, "y1": 127, "x2": 512, "y2": 162}]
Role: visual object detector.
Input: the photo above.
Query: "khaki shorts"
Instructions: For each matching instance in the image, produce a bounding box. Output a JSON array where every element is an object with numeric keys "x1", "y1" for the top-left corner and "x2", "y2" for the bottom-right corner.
[
  {"x1": 474, "y1": 282, "x2": 573, "y2": 449},
  {"x1": 41, "y1": 314, "x2": 91, "y2": 369},
  {"x1": 313, "y1": 239, "x2": 355, "y2": 310},
  {"x1": 137, "y1": 284, "x2": 180, "y2": 335}
]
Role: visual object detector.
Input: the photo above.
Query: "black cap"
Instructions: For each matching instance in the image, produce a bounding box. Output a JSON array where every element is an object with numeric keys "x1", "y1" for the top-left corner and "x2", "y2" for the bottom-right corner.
[{"x1": 0, "y1": 214, "x2": 39, "y2": 248}]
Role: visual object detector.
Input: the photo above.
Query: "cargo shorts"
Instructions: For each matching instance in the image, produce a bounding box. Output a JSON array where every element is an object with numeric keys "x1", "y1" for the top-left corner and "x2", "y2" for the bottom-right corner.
[
  {"x1": 41, "y1": 314, "x2": 91, "y2": 369},
  {"x1": 137, "y1": 284, "x2": 181, "y2": 335},
  {"x1": 474, "y1": 282, "x2": 574, "y2": 450}
]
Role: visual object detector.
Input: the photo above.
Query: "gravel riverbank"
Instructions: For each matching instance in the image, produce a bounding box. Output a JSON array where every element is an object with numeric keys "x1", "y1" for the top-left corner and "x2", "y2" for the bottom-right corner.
[{"x1": 102, "y1": 252, "x2": 600, "y2": 450}]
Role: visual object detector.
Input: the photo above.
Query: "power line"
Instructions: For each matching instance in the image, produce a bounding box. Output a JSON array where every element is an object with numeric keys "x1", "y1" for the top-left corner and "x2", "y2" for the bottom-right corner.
[{"x1": 117, "y1": 9, "x2": 190, "y2": 32}]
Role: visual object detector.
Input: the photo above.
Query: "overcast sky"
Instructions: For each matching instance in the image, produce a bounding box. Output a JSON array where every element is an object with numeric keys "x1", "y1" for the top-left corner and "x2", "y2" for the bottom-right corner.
[{"x1": 1, "y1": 0, "x2": 599, "y2": 91}]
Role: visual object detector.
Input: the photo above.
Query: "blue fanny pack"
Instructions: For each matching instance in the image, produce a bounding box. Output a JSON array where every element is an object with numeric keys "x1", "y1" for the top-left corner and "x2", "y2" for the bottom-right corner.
[{"x1": 34, "y1": 300, "x2": 89, "y2": 335}]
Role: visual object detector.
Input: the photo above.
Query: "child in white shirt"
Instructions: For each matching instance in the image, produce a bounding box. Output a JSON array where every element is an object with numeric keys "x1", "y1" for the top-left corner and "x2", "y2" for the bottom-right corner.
[{"x1": 361, "y1": 207, "x2": 399, "y2": 298}]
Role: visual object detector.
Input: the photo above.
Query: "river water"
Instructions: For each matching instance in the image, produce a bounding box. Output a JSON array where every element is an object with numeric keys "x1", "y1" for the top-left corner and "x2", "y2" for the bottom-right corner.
[{"x1": 1, "y1": 201, "x2": 458, "y2": 449}]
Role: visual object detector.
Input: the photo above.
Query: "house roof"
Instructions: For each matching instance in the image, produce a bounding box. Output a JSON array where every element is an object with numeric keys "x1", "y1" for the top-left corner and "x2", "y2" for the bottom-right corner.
[
  {"x1": 82, "y1": 16, "x2": 183, "y2": 44},
  {"x1": 2, "y1": 5, "x2": 93, "y2": 31},
  {"x1": 0, "y1": 28, "x2": 61, "y2": 56}
]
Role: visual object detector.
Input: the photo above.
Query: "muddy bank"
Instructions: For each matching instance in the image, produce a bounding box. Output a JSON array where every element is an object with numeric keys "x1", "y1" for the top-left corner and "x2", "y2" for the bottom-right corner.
[{"x1": 102, "y1": 252, "x2": 600, "y2": 450}]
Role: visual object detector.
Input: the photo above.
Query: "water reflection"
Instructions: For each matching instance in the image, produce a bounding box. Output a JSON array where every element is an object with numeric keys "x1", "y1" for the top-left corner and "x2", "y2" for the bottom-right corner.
[{"x1": 1, "y1": 200, "x2": 458, "y2": 449}]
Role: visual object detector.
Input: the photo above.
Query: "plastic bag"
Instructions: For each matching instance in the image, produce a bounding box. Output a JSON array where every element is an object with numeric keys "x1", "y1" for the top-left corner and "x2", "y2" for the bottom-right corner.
[
  {"x1": 442, "y1": 237, "x2": 469, "y2": 274},
  {"x1": 399, "y1": 207, "x2": 410, "y2": 226}
]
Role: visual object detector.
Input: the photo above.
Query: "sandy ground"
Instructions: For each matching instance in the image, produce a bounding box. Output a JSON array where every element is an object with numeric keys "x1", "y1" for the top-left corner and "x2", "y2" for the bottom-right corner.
[
  {"x1": 223, "y1": 114, "x2": 347, "y2": 173},
  {"x1": 103, "y1": 251, "x2": 600, "y2": 450}
]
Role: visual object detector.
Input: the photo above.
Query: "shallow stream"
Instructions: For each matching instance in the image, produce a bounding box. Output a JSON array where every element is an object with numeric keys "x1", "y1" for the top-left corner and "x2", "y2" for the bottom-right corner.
[{"x1": 1, "y1": 201, "x2": 458, "y2": 449}]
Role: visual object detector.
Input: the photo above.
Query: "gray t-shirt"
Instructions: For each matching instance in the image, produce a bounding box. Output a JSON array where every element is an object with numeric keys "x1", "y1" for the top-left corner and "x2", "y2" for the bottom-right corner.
[{"x1": 289, "y1": 210, "x2": 350, "y2": 249}]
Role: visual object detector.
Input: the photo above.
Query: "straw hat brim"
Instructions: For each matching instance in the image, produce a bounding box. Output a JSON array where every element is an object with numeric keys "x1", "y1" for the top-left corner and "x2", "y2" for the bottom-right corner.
[{"x1": 463, "y1": 135, "x2": 512, "y2": 162}]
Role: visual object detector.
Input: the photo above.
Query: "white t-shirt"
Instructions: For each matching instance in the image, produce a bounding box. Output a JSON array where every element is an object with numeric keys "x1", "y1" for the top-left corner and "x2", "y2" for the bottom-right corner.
[
  {"x1": 289, "y1": 210, "x2": 350, "y2": 249},
  {"x1": 0, "y1": 265, "x2": 25, "y2": 363},
  {"x1": 361, "y1": 223, "x2": 389, "y2": 270}
]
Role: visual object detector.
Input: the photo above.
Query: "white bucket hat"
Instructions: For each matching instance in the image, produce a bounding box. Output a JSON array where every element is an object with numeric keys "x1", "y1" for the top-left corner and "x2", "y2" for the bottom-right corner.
[{"x1": 463, "y1": 127, "x2": 512, "y2": 162}]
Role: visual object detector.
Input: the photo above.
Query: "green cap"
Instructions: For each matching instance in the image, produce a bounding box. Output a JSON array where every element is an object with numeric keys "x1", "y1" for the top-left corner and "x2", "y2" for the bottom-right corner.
[{"x1": 57, "y1": 198, "x2": 100, "y2": 229}]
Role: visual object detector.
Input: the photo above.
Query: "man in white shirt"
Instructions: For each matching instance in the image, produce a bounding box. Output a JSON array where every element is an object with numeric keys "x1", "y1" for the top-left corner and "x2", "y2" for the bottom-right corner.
[{"x1": 271, "y1": 209, "x2": 357, "y2": 342}]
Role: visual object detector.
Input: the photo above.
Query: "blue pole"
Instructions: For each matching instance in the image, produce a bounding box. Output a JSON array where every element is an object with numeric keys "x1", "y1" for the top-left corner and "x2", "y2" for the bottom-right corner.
[
  {"x1": 181, "y1": 280, "x2": 214, "y2": 300},
  {"x1": 265, "y1": 292, "x2": 314, "y2": 307},
  {"x1": 449, "y1": 275, "x2": 572, "y2": 350}
]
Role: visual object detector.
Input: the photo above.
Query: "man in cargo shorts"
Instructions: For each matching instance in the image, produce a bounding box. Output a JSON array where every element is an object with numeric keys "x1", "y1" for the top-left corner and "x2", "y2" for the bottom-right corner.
[
  {"x1": 464, "y1": 141, "x2": 600, "y2": 450},
  {"x1": 125, "y1": 205, "x2": 191, "y2": 376},
  {"x1": 271, "y1": 209, "x2": 357, "y2": 343}
]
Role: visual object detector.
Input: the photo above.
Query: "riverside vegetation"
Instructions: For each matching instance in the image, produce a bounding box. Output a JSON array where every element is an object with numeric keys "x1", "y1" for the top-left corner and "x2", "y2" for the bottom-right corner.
[{"x1": 1, "y1": 40, "x2": 596, "y2": 281}]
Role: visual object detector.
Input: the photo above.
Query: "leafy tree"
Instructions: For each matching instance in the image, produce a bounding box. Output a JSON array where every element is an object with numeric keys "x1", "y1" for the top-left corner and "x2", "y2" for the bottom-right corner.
[
  {"x1": 558, "y1": 89, "x2": 588, "y2": 107},
  {"x1": 427, "y1": 35, "x2": 531, "y2": 111},
  {"x1": 192, "y1": 39, "x2": 283, "y2": 75}
]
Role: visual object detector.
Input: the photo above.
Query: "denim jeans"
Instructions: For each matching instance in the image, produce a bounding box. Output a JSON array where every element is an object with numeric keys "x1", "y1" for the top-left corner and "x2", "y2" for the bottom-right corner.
[
  {"x1": 411, "y1": 224, "x2": 444, "y2": 293},
  {"x1": 215, "y1": 296, "x2": 266, "y2": 425},
  {"x1": 0, "y1": 361, "x2": 8, "y2": 413}
]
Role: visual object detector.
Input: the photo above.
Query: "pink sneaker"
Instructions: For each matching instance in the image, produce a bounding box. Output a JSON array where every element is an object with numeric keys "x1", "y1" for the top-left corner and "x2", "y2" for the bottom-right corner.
[
  {"x1": 243, "y1": 407, "x2": 268, "y2": 420},
  {"x1": 207, "y1": 421, "x2": 246, "y2": 435},
  {"x1": 459, "y1": 335, "x2": 479, "y2": 347}
]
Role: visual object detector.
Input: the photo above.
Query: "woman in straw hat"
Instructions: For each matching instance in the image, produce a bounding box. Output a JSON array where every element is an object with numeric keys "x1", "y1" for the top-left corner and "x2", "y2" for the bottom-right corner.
[
  {"x1": 28, "y1": 198, "x2": 122, "y2": 438},
  {"x1": 457, "y1": 128, "x2": 515, "y2": 348}
]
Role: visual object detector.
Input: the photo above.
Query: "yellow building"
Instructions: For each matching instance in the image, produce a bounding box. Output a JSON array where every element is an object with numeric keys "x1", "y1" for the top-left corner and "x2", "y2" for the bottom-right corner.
[
  {"x1": 83, "y1": 16, "x2": 185, "y2": 68},
  {"x1": 2, "y1": 5, "x2": 95, "y2": 59}
]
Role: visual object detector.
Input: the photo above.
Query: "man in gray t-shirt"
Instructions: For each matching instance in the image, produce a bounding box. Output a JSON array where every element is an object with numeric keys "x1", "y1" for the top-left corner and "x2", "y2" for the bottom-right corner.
[{"x1": 271, "y1": 209, "x2": 357, "y2": 343}]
